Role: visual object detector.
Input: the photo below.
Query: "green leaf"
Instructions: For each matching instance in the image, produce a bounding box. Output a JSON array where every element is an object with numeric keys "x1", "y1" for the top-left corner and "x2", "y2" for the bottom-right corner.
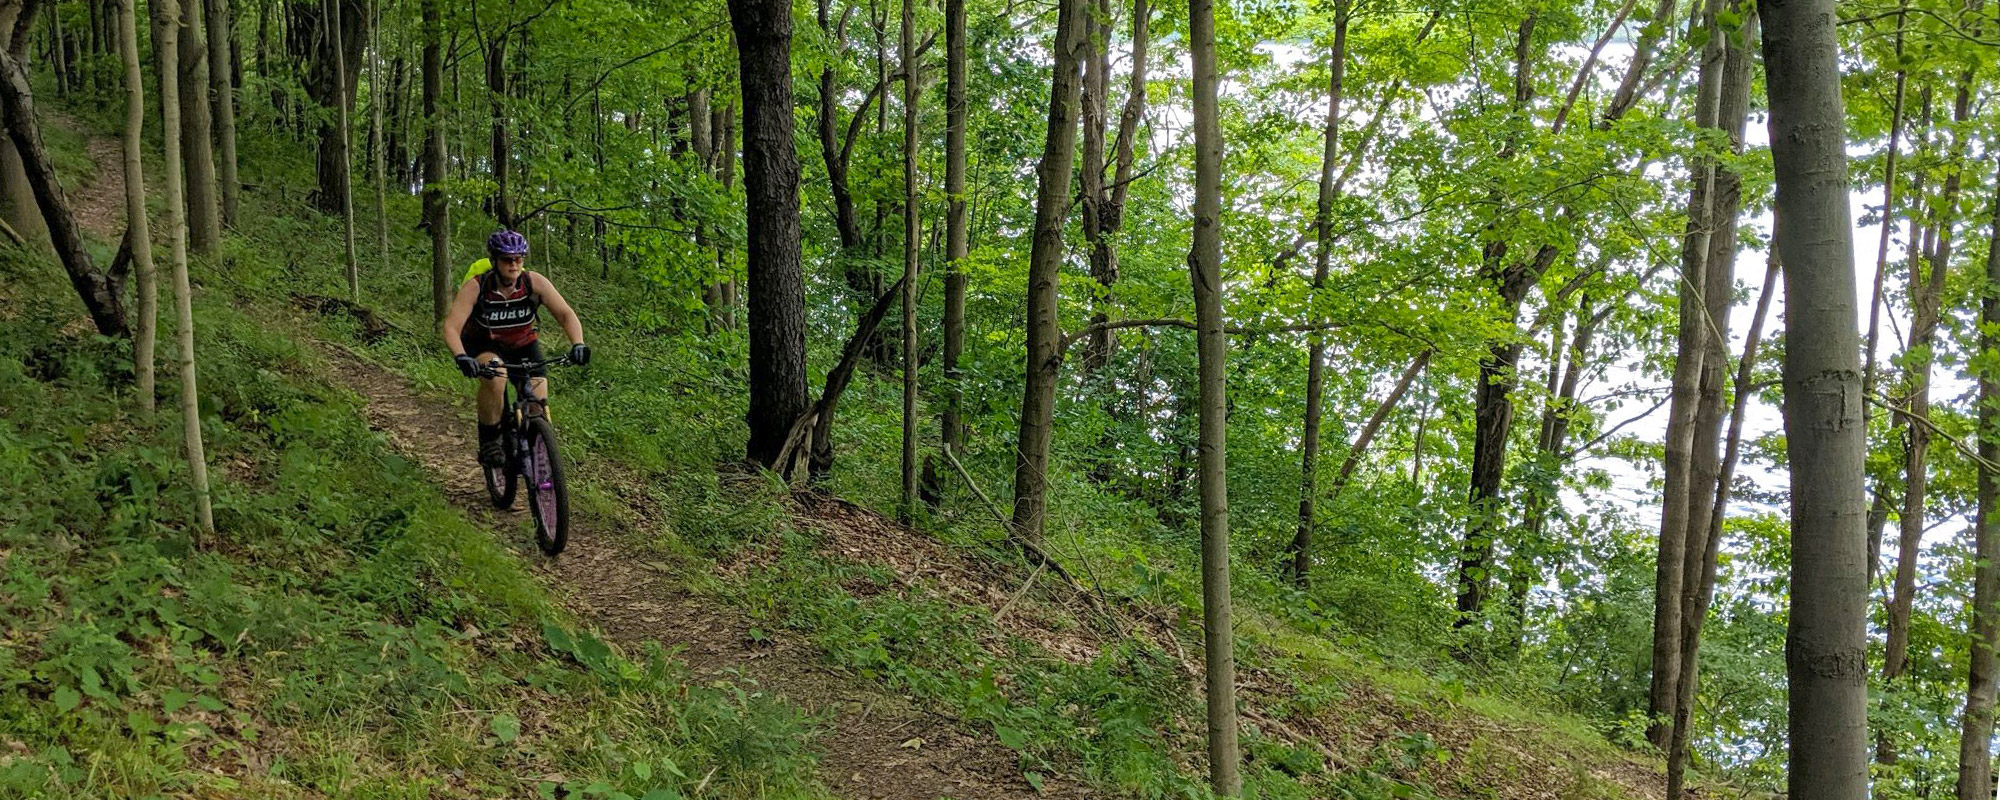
[
  {"x1": 995, "y1": 725, "x2": 1028, "y2": 750},
  {"x1": 1025, "y1": 771, "x2": 1045, "y2": 792},
  {"x1": 52, "y1": 686, "x2": 80, "y2": 712},
  {"x1": 640, "y1": 790, "x2": 680, "y2": 800},
  {"x1": 632, "y1": 761, "x2": 651, "y2": 781},
  {"x1": 491, "y1": 713, "x2": 521, "y2": 744},
  {"x1": 162, "y1": 689, "x2": 194, "y2": 713}
]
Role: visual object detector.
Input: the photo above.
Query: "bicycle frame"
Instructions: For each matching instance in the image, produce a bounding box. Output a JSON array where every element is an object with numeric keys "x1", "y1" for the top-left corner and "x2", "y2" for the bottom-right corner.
[{"x1": 481, "y1": 355, "x2": 569, "y2": 426}]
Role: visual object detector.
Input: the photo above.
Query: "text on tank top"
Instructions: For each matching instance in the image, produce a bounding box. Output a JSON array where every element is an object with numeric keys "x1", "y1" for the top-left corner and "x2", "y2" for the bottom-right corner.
[{"x1": 470, "y1": 271, "x2": 542, "y2": 348}]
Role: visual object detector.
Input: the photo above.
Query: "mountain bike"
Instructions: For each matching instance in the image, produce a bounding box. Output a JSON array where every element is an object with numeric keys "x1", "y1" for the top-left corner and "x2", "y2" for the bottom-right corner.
[{"x1": 477, "y1": 354, "x2": 573, "y2": 555}]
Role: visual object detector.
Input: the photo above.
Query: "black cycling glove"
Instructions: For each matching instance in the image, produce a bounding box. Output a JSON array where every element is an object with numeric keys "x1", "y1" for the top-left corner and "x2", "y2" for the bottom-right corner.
[
  {"x1": 568, "y1": 343, "x2": 592, "y2": 366},
  {"x1": 455, "y1": 353, "x2": 481, "y2": 378}
]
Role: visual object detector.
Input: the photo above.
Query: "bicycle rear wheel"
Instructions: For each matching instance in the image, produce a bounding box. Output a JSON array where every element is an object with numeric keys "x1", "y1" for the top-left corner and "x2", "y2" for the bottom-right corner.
[
  {"x1": 522, "y1": 417, "x2": 570, "y2": 555},
  {"x1": 483, "y1": 428, "x2": 518, "y2": 509}
]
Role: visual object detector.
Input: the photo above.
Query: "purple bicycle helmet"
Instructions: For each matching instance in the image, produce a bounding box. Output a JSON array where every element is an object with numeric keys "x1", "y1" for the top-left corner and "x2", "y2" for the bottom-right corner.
[{"x1": 486, "y1": 229, "x2": 530, "y2": 258}]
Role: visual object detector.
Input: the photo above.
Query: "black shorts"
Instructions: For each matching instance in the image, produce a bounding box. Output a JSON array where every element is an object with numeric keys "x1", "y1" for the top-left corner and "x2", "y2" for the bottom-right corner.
[{"x1": 464, "y1": 338, "x2": 547, "y2": 378}]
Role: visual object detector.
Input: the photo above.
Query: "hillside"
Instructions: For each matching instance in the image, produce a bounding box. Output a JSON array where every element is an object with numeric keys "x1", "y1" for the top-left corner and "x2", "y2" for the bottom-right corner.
[{"x1": 0, "y1": 90, "x2": 1679, "y2": 800}]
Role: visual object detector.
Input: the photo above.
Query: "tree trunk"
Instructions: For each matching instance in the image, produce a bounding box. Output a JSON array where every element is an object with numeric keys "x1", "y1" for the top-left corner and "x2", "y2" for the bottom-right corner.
[
  {"x1": 1007, "y1": 0, "x2": 1085, "y2": 543},
  {"x1": 941, "y1": 0, "x2": 967, "y2": 455},
  {"x1": 1647, "y1": 0, "x2": 1728, "y2": 743},
  {"x1": 179, "y1": 0, "x2": 221, "y2": 256},
  {"x1": 0, "y1": 43, "x2": 129, "y2": 337},
  {"x1": 1761, "y1": 0, "x2": 1869, "y2": 794},
  {"x1": 1286, "y1": 0, "x2": 1347, "y2": 588},
  {"x1": 1187, "y1": 0, "x2": 1236, "y2": 790},
  {"x1": 326, "y1": 0, "x2": 357, "y2": 298},
  {"x1": 367, "y1": 0, "x2": 386, "y2": 264},
  {"x1": 729, "y1": 0, "x2": 811, "y2": 470},
  {"x1": 1454, "y1": 12, "x2": 1557, "y2": 630},
  {"x1": 1957, "y1": 168, "x2": 2000, "y2": 800},
  {"x1": 1884, "y1": 72, "x2": 1975, "y2": 690},
  {"x1": 1860, "y1": 1, "x2": 1907, "y2": 426},
  {"x1": 0, "y1": 2, "x2": 47, "y2": 249},
  {"x1": 1668, "y1": 246, "x2": 1777, "y2": 800},
  {"x1": 204, "y1": 0, "x2": 238, "y2": 227},
  {"x1": 152, "y1": 0, "x2": 215, "y2": 533},
  {"x1": 1076, "y1": 0, "x2": 1110, "y2": 373},
  {"x1": 119, "y1": 0, "x2": 157, "y2": 409},
  {"x1": 486, "y1": 35, "x2": 511, "y2": 226},
  {"x1": 1507, "y1": 291, "x2": 1605, "y2": 650},
  {"x1": 897, "y1": 0, "x2": 919, "y2": 523},
  {"x1": 421, "y1": 0, "x2": 447, "y2": 322}
]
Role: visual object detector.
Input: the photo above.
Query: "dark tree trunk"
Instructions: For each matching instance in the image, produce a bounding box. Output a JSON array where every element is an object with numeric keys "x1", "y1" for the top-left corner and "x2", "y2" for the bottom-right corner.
[
  {"x1": 729, "y1": 0, "x2": 811, "y2": 469},
  {"x1": 1007, "y1": 0, "x2": 1086, "y2": 543},
  {"x1": 179, "y1": 0, "x2": 222, "y2": 256},
  {"x1": 941, "y1": 0, "x2": 967, "y2": 454},
  {"x1": 0, "y1": 43, "x2": 129, "y2": 337},
  {"x1": 1286, "y1": 0, "x2": 1348, "y2": 588}
]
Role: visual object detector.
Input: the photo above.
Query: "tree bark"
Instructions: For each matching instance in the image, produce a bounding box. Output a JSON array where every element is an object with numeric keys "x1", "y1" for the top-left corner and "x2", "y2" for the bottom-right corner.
[
  {"x1": 486, "y1": 35, "x2": 511, "y2": 226},
  {"x1": 367, "y1": 0, "x2": 386, "y2": 264},
  {"x1": 1860, "y1": 0, "x2": 1908, "y2": 427},
  {"x1": 730, "y1": 0, "x2": 811, "y2": 469},
  {"x1": 1076, "y1": 0, "x2": 1110, "y2": 372},
  {"x1": 1647, "y1": 0, "x2": 1727, "y2": 742},
  {"x1": 153, "y1": 0, "x2": 215, "y2": 533},
  {"x1": 1760, "y1": 0, "x2": 1869, "y2": 795},
  {"x1": 1454, "y1": 11, "x2": 1558, "y2": 630},
  {"x1": 0, "y1": 2, "x2": 48, "y2": 249},
  {"x1": 1884, "y1": 71, "x2": 1975, "y2": 689},
  {"x1": 0, "y1": 41, "x2": 129, "y2": 337},
  {"x1": 179, "y1": 0, "x2": 222, "y2": 256},
  {"x1": 421, "y1": 0, "x2": 447, "y2": 322},
  {"x1": 204, "y1": 0, "x2": 238, "y2": 227},
  {"x1": 1957, "y1": 167, "x2": 2000, "y2": 800},
  {"x1": 1007, "y1": 0, "x2": 1085, "y2": 543},
  {"x1": 941, "y1": 0, "x2": 967, "y2": 455},
  {"x1": 1286, "y1": 0, "x2": 1348, "y2": 588},
  {"x1": 119, "y1": 0, "x2": 157, "y2": 408},
  {"x1": 1668, "y1": 245, "x2": 1777, "y2": 800},
  {"x1": 1187, "y1": 0, "x2": 1237, "y2": 790},
  {"x1": 326, "y1": 0, "x2": 357, "y2": 299},
  {"x1": 897, "y1": 0, "x2": 919, "y2": 522}
]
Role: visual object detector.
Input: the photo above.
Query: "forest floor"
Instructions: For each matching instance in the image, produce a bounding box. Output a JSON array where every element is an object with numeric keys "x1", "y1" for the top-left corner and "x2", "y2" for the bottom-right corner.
[
  {"x1": 54, "y1": 115, "x2": 1069, "y2": 800},
  {"x1": 42, "y1": 111, "x2": 1684, "y2": 799}
]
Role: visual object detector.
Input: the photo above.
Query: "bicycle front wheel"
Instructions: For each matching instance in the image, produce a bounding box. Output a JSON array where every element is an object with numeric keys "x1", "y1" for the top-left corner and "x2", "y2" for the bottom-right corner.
[{"x1": 521, "y1": 417, "x2": 570, "y2": 555}]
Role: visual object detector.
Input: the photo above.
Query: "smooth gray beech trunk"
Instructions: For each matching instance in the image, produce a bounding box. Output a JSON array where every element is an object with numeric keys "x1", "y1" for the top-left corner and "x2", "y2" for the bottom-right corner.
[
  {"x1": 1008, "y1": 0, "x2": 1084, "y2": 543},
  {"x1": 1188, "y1": 0, "x2": 1237, "y2": 791},
  {"x1": 1760, "y1": 0, "x2": 1868, "y2": 795}
]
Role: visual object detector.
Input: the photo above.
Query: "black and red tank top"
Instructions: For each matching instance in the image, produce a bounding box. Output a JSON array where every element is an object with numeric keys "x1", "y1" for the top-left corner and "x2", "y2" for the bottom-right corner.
[{"x1": 466, "y1": 270, "x2": 542, "y2": 348}]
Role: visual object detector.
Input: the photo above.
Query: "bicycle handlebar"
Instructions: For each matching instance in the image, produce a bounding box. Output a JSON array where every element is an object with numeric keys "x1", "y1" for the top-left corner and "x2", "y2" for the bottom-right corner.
[{"x1": 474, "y1": 354, "x2": 573, "y2": 379}]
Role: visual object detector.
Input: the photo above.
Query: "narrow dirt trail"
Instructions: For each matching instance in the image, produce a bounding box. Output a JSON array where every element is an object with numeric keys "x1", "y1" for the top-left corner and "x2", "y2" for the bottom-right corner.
[
  {"x1": 329, "y1": 345, "x2": 1086, "y2": 800},
  {"x1": 58, "y1": 121, "x2": 1076, "y2": 800}
]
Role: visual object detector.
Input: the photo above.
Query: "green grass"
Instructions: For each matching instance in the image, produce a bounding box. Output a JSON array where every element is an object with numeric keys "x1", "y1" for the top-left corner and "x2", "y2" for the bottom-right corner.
[
  {"x1": 0, "y1": 239, "x2": 828, "y2": 799},
  {"x1": 6, "y1": 93, "x2": 1673, "y2": 800}
]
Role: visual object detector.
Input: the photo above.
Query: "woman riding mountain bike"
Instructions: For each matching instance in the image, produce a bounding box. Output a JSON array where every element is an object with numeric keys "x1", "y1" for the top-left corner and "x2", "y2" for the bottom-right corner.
[
  {"x1": 441, "y1": 230, "x2": 590, "y2": 554},
  {"x1": 441, "y1": 229, "x2": 590, "y2": 468}
]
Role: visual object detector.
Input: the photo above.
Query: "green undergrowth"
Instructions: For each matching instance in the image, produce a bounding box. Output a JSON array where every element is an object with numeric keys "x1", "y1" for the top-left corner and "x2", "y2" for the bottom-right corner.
[
  {"x1": 0, "y1": 246, "x2": 827, "y2": 798},
  {"x1": 20, "y1": 99, "x2": 1662, "y2": 798}
]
